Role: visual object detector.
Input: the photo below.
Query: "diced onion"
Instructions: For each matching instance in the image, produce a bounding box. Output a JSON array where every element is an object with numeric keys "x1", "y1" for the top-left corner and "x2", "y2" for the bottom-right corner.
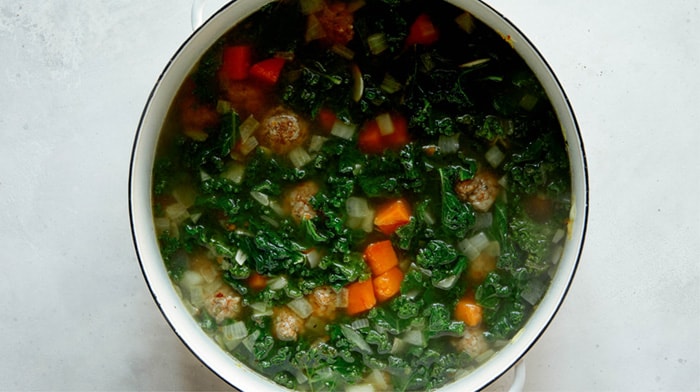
[
  {"x1": 267, "y1": 276, "x2": 288, "y2": 291},
  {"x1": 361, "y1": 214, "x2": 375, "y2": 233},
  {"x1": 183, "y1": 128, "x2": 208, "y2": 141},
  {"x1": 498, "y1": 175, "x2": 508, "y2": 189},
  {"x1": 216, "y1": 100, "x2": 232, "y2": 114},
  {"x1": 457, "y1": 232, "x2": 490, "y2": 260},
  {"x1": 521, "y1": 280, "x2": 546, "y2": 306},
  {"x1": 239, "y1": 115, "x2": 259, "y2": 141},
  {"x1": 222, "y1": 163, "x2": 245, "y2": 184},
  {"x1": 438, "y1": 133, "x2": 460, "y2": 154},
  {"x1": 340, "y1": 325, "x2": 372, "y2": 354},
  {"x1": 376, "y1": 113, "x2": 394, "y2": 135},
  {"x1": 288, "y1": 297, "x2": 313, "y2": 319},
  {"x1": 331, "y1": 44, "x2": 355, "y2": 60},
  {"x1": 330, "y1": 121, "x2": 356, "y2": 140},
  {"x1": 200, "y1": 170, "x2": 212, "y2": 182},
  {"x1": 305, "y1": 248, "x2": 321, "y2": 268},
  {"x1": 485, "y1": 145, "x2": 505, "y2": 168},
  {"x1": 336, "y1": 288, "x2": 349, "y2": 308},
  {"x1": 289, "y1": 147, "x2": 312, "y2": 168},
  {"x1": 241, "y1": 330, "x2": 261, "y2": 352},
  {"x1": 305, "y1": 14, "x2": 326, "y2": 42},
  {"x1": 485, "y1": 241, "x2": 501, "y2": 257},
  {"x1": 473, "y1": 212, "x2": 493, "y2": 230},
  {"x1": 222, "y1": 320, "x2": 248, "y2": 341},
  {"x1": 552, "y1": 228, "x2": 566, "y2": 244},
  {"x1": 187, "y1": 286, "x2": 205, "y2": 308},
  {"x1": 455, "y1": 12, "x2": 476, "y2": 34},
  {"x1": 346, "y1": 384, "x2": 374, "y2": 392},
  {"x1": 434, "y1": 274, "x2": 459, "y2": 290},
  {"x1": 250, "y1": 190, "x2": 269, "y2": 206},
  {"x1": 308, "y1": 135, "x2": 327, "y2": 152},
  {"x1": 250, "y1": 302, "x2": 273, "y2": 318},
  {"x1": 402, "y1": 329, "x2": 425, "y2": 346},
  {"x1": 519, "y1": 94, "x2": 539, "y2": 111},
  {"x1": 234, "y1": 249, "x2": 248, "y2": 265},
  {"x1": 366, "y1": 369, "x2": 388, "y2": 391},
  {"x1": 367, "y1": 33, "x2": 388, "y2": 55},
  {"x1": 300, "y1": 0, "x2": 324, "y2": 14},
  {"x1": 180, "y1": 270, "x2": 203, "y2": 289},
  {"x1": 419, "y1": 53, "x2": 435, "y2": 72},
  {"x1": 239, "y1": 136, "x2": 259, "y2": 155},
  {"x1": 459, "y1": 58, "x2": 490, "y2": 69},
  {"x1": 380, "y1": 74, "x2": 402, "y2": 94},
  {"x1": 475, "y1": 348, "x2": 495, "y2": 364},
  {"x1": 154, "y1": 217, "x2": 170, "y2": 233},
  {"x1": 549, "y1": 244, "x2": 564, "y2": 265},
  {"x1": 351, "y1": 318, "x2": 370, "y2": 330},
  {"x1": 165, "y1": 202, "x2": 189, "y2": 223},
  {"x1": 346, "y1": 196, "x2": 371, "y2": 218},
  {"x1": 172, "y1": 186, "x2": 196, "y2": 208},
  {"x1": 390, "y1": 337, "x2": 407, "y2": 354}
]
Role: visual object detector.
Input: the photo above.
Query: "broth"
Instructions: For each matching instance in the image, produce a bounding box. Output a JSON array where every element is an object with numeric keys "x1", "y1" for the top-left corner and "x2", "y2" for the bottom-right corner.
[{"x1": 152, "y1": 1, "x2": 571, "y2": 390}]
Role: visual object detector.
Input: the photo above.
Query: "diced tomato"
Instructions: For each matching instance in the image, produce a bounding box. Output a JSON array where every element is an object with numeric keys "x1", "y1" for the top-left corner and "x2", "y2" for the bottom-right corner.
[
  {"x1": 220, "y1": 45, "x2": 252, "y2": 81},
  {"x1": 406, "y1": 13, "x2": 439, "y2": 46},
  {"x1": 317, "y1": 108, "x2": 338, "y2": 132},
  {"x1": 358, "y1": 120, "x2": 384, "y2": 154},
  {"x1": 249, "y1": 57, "x2": 286, "y2": 84}
]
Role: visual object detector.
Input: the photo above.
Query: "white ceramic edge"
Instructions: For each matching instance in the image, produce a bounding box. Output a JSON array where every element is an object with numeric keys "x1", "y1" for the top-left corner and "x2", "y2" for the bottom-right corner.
[{"x1": 129, "y1": 0, "x2": 589, "y2": 391}]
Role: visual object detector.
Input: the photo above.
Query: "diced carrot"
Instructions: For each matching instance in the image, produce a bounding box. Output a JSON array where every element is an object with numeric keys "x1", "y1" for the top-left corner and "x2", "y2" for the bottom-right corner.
[
  {"x1": 247, "y1": 271, "x2": 268, "y2": 291},
  {"x1": 454, "y1": 292, "x2": 483, "y2": 327},
  {"x1": 357, "y1": 120, "x2": 383, "y2": 154},
  {"x1": 358, "y1": 112, "x2": 410, "y2": 154},
  {"x1": 346, "y1": 279, "x2": 376, "y2": 315},
  {"x1": 220, "y1": 45, "x2": 252, "y2": 81},
  {"x1": 382, "y1": 112, "x2": 409, "y2": 149},
  {"x1": 317, "y1": 108, "x2": 338, "y2": 132},
  {"x1": 373, "y1": 266, "x2": 404, "y2": 302},
  {"x1": 373, "y1": 198, "x2": 412, "y2": 235},
  {"x1": 406, "y1": 13, "x2": 439, "y2": 46},
  {"x1": 249, "y1": 57, "x2": 286, "y2": 84},
  {"x1": 363, "y1": 240, "x2": 399, "y2": 276}
]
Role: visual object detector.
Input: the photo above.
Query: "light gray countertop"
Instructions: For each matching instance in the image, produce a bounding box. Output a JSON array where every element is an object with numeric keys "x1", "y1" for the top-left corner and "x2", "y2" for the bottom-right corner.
[{"x1": 1, "y1": 0, "x2": 698, "y2": 391}]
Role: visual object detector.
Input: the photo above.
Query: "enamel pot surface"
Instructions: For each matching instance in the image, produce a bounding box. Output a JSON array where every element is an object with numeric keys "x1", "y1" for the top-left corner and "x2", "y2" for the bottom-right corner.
[{"x1": 129, "y1": 0, "x2": 588, "y2": 390}]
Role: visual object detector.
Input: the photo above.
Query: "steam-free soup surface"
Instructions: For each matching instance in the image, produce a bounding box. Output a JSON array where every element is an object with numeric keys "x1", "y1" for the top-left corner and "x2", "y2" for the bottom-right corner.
[{"x1": 152, "y1": 0, "x2": 571, "y2": 390}]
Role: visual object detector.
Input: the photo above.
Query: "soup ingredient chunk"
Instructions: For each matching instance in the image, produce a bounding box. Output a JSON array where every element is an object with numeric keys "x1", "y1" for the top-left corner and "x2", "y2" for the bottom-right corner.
[
  {"x1": 455, "y1": 169, "x2": 500, "y2": 212},
  {"x1": 205, "y1": 286, "x2": 242, "y2": 323},
  {"x1": 315, "y1": 2, "x2": 355, "y2": 46},
  {"x1": 273, "y1": 306, "x2": 305, "y2": 341},
  {"x1": 284, "y1": 180, "x2": 319, "y2": 222},
  {"x1": 258, "y1": 106, "x2": 310, "y2": 155},
  {"x1": 309, "y1": 286, "x2": 338, "y2": 320}
]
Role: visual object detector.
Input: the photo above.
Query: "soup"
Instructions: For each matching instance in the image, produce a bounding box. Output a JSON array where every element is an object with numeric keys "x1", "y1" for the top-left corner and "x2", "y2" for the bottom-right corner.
[{"x1": 151, "y1": 0, "x2": 571, "y2": 390}]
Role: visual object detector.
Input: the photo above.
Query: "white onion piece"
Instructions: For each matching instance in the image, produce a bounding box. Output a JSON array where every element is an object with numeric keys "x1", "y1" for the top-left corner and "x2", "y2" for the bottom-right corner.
[
  {"x1": 222, "y1": 320, "x2": 248, "y2": 341},
  {"x1": 239, "y1": 136, "x2": 259, "y2": 155},
  {"x1": 340, "y1": 325, "x2": 372, "y2": 354},
  {"x1": 250, "y1": 191, "x2": 269, "y2": 206},
  {"x1": 288, "y1": 298, "x2": 313, "y2": 319},
  {"x1": 376, "y1": 113, "x2": 394, "y2": 135},
  {"x1": 330, "y1": 121, "x2": 356, "y2": 140},
  {"x1": 346, "y1": 385, "x2": 374, "y2": 392},
  {"x1": 308, "y1": 135, "x2": 327, "y2": 152},
  {"x1": 402, "y1": 329, "x2": 425, "y2": 346},
  {"x1": 267, "y1": 276, "x2": 288, "y2": 291},
  {"x1": 438, "y1": 133, "x2": 460, "y2": 154},
  {"x1": 239, "y1": 114, "x2": 259, "y2": 141},
  {"x1": 346, "y1": 196, "x2": 371, "y2": 217},
  {"x1": 222, "y1": 163, "x2": 245, "y2": 184},
  {"x1": 455, "y1": 12, "x2": 476, "y2": 33},
  {"x1": 305, "y1": 248, "x2": 321, "y2": 268},
  {"x1": 331, "y1": 44, "x2": 355, "y2": 60},
  {"x1": 234, "y1": 249, "x2": 248, "y2": 265},
  {"x1": 351, "y1": 318, "x2": 370, "y2": 330},
  {"x1": 367, "y1": 33, "x2": 388, "y2": 55},
  {"x1": 288, "y1": 147, "x2": 312, "y2": 168},
  {"x1": 305, "y1": 14, "x2": 326, "y2": 42},
  {"x1": 485, "y1": 145, "x2": 505, "y2": 168}
]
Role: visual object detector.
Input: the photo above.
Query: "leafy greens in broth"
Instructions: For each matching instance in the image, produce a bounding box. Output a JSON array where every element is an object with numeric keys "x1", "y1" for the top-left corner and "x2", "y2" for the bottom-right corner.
[{"x1": 152, "y1": 0, "x2": 571, "y2": 390}]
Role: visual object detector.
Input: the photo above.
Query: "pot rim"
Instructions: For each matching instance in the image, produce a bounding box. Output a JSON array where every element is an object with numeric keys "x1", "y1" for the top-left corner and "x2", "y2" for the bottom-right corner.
[{"x1": 128, "y1": 0, "x2": 589, "y2": 390}]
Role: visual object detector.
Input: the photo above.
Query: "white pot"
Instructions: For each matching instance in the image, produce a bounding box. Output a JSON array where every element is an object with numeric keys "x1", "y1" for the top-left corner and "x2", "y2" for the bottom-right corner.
[{"x1": 129, "y1": 1, "x2": 589, "y2": 390}]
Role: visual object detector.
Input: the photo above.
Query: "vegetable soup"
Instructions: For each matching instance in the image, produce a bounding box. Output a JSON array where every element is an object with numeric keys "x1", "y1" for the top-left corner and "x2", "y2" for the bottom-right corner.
[{"x1": 152, "y1": 0, "x2": 572, "y2": 390}]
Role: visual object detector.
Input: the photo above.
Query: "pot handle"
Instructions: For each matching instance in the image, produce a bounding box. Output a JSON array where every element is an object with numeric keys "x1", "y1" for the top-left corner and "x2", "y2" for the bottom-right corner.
[
  {"x1": 508, "y1": 362, "x2": 526, "y2": 392},
  {"x1": 191, "y1": 0, "x2": 205, "y2": 30}
]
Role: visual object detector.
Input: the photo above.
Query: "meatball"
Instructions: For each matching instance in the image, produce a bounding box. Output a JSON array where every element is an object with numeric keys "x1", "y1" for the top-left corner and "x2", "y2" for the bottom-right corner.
[
  {"x1": 309, "y1": 286, "x2": 338, "y2": 320},
  {"x1": 273, "y1": 306, "x2": 304, "y2": 341},
  {"x1": 452, "y1": 328, "x2": 490, "y2": 358},
  {"x1": 454, "y1": 170, "x2": 500, "y2": 212},
  {"x1": 257, "y1": 106, "x2": 310, "y2": 155},
  {"x1": 284, "y1": 181, "x2": 319, "y2": 222},
  {"x1": 205, "y1": 285, "x2": 242, "y2": 323},
  {"x1": 316, "y1": 2, "x2": 355, "y2": 46},
  {"x1": 220, "y1": 79, "x2": 272, "y2": 119}
]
